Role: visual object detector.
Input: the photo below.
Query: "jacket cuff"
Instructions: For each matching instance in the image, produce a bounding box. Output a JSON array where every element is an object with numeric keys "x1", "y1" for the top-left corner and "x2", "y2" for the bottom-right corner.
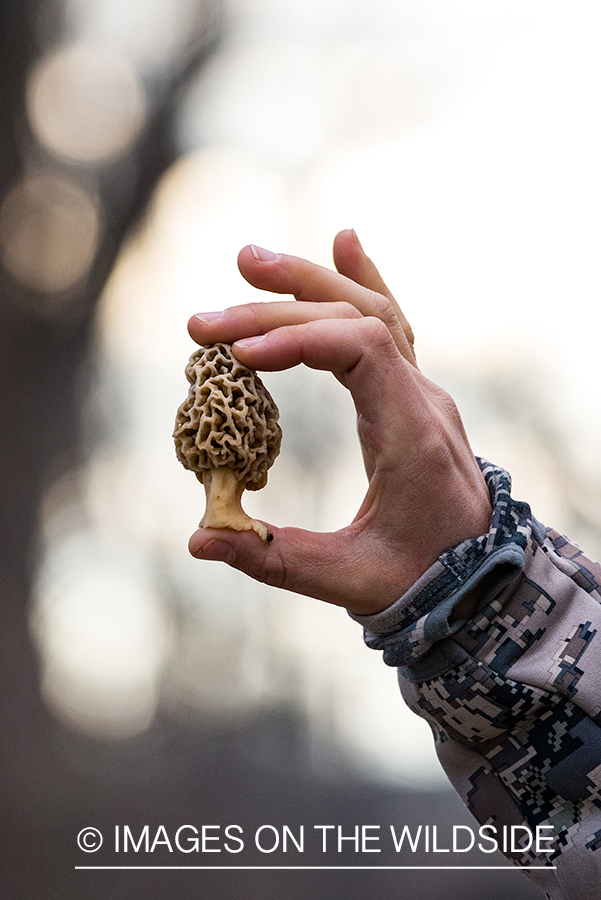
[{"x1": 350, "y1": 459, "x2": 541, "y2": 669}]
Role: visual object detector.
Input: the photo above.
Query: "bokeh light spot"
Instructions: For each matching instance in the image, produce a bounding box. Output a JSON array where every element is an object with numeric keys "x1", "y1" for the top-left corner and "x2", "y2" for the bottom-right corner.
[
  {"x1": 27, "y1": 44, "x2": 146, "y2": 164},
  {"x1": 32, "y1": 532, "x2": 171, "y2": 740},
  {"x1": 0, "y1": 172, "x2": 100, "y2": 295}
]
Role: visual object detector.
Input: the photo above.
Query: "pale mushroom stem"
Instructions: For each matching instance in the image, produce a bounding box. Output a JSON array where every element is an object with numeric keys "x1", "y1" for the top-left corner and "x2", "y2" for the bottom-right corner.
[{"x1": 200, "y1": 467, "x2": 270, "y2": 542}]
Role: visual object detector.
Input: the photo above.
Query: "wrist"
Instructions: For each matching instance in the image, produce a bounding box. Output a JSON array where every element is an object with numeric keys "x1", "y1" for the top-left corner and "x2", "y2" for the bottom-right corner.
[{"x1": 350, "y1": 459, "x2": 536, "y2": 670}]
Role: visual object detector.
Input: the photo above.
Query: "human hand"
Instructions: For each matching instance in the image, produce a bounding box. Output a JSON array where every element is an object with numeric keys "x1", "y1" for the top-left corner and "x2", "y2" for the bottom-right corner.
[{"x1": 187, "y1": 230, "x2": 492, "y2": 616}]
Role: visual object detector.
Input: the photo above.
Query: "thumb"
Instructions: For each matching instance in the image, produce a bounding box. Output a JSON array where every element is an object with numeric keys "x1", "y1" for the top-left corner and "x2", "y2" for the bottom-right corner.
[{"x1": 188, "y1": 524, "x2": 399, "y2": 615}]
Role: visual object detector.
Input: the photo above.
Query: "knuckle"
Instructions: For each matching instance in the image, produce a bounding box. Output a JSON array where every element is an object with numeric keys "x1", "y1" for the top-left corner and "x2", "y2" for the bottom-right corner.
[
  {"x1": 364, "y1": 289, "x2": 393, "y2": 320},
  {"x1": 363, "y1": 291, "x2": 412, "y2": 349},
  {"x1": 433, "y1": 386, "x2": 463, "y2": 427},
  {"x1": 336, "y1": 301, "x2": 363, "y2": 320},
  {"x1": 291, "y1": 258, "x2": 320, "y2": 300},
  {"x1": 243, "y1": 301, "x2": 271, "y2": 324},
  {"x1": 359, "y1": 315, "x2": 396, "y2": 349},
  {"x1": 251, "y1": 549, "x2": 287, "y2": 590}
]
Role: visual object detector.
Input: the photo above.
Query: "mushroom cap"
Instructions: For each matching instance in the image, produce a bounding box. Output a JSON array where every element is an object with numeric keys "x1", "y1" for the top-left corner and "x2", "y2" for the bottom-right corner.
[{"x1": 173, "y1": 343, "x2": 282, "y2": 490}]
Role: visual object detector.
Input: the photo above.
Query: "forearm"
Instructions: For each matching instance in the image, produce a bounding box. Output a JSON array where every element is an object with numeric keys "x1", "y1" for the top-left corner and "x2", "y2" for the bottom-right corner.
[{"x1": 352, "y1": 459, "x2": 601, "y2": 900}]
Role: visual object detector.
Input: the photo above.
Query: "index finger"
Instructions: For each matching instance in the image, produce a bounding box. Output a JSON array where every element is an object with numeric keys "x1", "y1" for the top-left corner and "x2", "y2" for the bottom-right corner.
[{"x1": 232, "y1": 316, "x2": 421, "y2": 452}]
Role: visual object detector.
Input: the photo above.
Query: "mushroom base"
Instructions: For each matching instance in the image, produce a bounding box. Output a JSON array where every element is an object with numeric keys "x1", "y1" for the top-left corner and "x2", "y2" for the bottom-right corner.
[{"x1": 200, "y1": 467, "x2": 270, "y2": 542}]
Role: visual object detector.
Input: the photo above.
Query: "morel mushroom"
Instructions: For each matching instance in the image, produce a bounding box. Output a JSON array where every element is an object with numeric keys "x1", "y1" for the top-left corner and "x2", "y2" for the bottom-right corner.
[{"x1": 173, "y1": 343, "x2": 282, "y2": 542}]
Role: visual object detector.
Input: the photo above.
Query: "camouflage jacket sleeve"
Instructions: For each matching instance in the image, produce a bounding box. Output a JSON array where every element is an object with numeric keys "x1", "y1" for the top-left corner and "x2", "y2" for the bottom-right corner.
[{"x1": 351, "y1": 459, "x2": 601, "y2": 900}]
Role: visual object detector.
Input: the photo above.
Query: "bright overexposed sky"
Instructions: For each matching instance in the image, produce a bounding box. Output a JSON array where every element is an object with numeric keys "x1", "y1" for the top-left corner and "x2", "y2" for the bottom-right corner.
[{"x1": 31, "y1": 0, "x2": 601, "y2": 786}]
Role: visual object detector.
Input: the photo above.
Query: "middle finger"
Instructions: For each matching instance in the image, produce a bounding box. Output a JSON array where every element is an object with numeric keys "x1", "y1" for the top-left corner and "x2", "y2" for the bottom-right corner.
[{"x1": 188, "y1": 299, "x2": 362, "y2": 346}]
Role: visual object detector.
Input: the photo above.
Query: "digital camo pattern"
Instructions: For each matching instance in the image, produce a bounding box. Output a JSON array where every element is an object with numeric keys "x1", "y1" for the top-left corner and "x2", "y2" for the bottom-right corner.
[{"x1": 353, "y1": 460, "x2": 601, "y2": 900}]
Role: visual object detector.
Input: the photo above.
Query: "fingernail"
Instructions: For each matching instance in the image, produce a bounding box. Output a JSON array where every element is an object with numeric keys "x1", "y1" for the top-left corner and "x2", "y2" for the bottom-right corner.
[
  {"x1": 234, "y1": 334, "x2": 267, "y2": 349},
  {"x1": 194, "y1": 310, "x2": 225, "y2": 323},
  {"x1": 192, "y1": 539, "x2": 235, "y2": 563},
  {"x1": 250, "y1": 244, "x2": 279, "y2": 262},
  {"x1": 351, "y1": 229, "x2": 364, "y2": 251}
]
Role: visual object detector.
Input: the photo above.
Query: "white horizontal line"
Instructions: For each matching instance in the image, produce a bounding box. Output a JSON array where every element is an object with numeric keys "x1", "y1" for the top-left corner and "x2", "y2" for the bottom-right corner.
[{"x1": 75, "y1": 865, "x2": 557, "y2": 871}]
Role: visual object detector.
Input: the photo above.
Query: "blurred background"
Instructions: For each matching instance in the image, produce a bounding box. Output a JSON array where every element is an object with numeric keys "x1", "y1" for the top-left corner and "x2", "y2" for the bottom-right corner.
[{"x1": 1, "y1": 0, "x2": 601, "y2": 897}]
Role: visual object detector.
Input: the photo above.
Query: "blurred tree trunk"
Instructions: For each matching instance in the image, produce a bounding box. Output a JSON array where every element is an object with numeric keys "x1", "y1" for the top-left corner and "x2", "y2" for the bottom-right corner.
[{"x1": 0, "y1": 0, "x2": 221, "y2": 888}]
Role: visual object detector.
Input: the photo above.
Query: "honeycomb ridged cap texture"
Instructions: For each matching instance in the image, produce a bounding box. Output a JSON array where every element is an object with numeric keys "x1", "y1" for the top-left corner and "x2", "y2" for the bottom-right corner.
[{"x1": 173, "y1": 343, "x2": 282, "y2": 490}]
